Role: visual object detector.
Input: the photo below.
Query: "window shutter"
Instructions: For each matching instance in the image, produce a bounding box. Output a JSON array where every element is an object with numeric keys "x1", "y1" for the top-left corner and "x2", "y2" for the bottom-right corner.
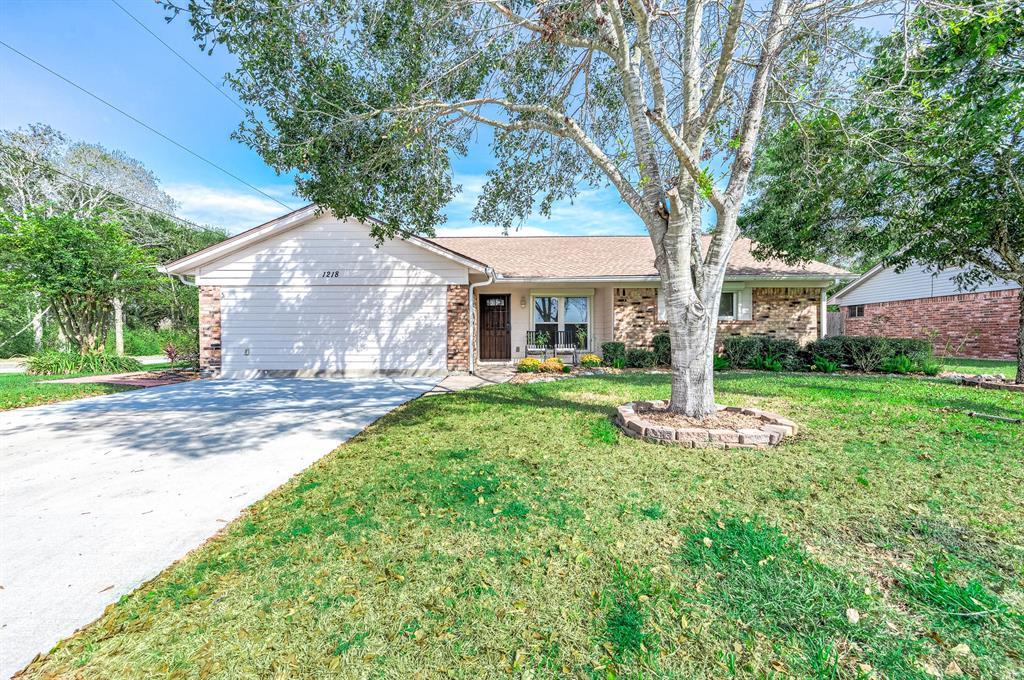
[{"x1": 736, "y1": 288, "x2": 753, "y2": 320}]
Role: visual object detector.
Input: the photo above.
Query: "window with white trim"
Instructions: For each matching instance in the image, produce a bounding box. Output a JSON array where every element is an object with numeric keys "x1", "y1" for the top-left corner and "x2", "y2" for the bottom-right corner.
[
  {"x1": 532, "y1": 296, "x2": 590, "y2": 348},
  {"x1": 719, "y1": 292, "x2": 737, "y2": 319}
]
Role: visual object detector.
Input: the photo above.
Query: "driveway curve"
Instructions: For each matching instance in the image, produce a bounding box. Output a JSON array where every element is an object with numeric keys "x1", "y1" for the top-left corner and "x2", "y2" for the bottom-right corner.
[{"x1": 0, "y1": 377, "x2": 438, "y2": 678}]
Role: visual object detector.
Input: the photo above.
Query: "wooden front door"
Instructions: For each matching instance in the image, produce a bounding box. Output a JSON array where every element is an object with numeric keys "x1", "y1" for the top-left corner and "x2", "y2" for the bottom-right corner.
[{"x1": 479, "y1": 294, "x2": 511, "y2": 361}]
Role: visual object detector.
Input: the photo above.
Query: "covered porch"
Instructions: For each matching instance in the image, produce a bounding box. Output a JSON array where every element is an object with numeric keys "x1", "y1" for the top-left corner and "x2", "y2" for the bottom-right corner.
[{"x1": 471, "y1": 282, "x2": 618, "y2": 365}]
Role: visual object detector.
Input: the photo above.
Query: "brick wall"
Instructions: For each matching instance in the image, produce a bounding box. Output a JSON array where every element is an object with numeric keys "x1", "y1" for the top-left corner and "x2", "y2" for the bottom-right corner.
[
  {"x1": 613, "y1": 286, "x2": 821, "y2": 349},
  {"x1": 719, "y1": 287, "x2": 820, "y2": 348},
  {"x1": 447, "y1": 284, "x2": 469, "y2": 372},
  {"x1": 198, "y1": 285, "x2": 222, "y2": 377},
  {"x1": 842, "y1": 288, "x2": 1020, "y2": 360},
  {"x1": 613, "y1": 288, "x2": 666, "y2": 347}
]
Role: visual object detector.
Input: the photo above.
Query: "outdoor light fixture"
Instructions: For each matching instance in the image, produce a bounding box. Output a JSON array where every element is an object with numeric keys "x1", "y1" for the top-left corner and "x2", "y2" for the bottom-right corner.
[{"x1": 520, "y1": 295, "x2": 527, "y2": 308}]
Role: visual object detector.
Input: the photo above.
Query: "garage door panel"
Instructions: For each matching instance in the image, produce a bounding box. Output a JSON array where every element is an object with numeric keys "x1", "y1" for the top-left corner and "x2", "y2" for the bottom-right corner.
[{"x1": 220, "y1": 286, "x2": 447, "y2": 376}]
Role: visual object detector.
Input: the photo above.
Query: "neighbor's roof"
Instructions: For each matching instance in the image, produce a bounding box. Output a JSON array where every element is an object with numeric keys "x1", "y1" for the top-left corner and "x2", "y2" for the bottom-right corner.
[{"x1": 434, "y1": 235, "x2": 853, "y2": 280}]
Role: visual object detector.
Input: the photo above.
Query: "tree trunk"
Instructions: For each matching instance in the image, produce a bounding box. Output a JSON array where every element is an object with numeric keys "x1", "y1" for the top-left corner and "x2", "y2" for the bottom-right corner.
[
  {"x1": 31, "y1": 306, "x2": 44, "y2": 350},
  {"x1": 666, "y1": 297, "x2": 717, "y2": 416},
  {"x1": 1016, "y1": 288, "x2": 1023, "y2": 385},
  {"x1": 113, "y1": 297, "x2": 124, "y2": 356},
  {"x1": 655, "y1": 182, "x2": 729, "y2": 418}
]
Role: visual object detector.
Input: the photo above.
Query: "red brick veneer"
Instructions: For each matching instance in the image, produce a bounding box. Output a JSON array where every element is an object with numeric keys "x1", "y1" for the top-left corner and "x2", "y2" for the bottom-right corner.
[
  {"x1": 447, "y1": 285, "x2": 470, "y2": 372},
  {"x1": 198, "y1": 285, "x2": 222, "y2": 377},
  {"x1": 842, "y1": 288, "x2": 1020, "y2": 360}
]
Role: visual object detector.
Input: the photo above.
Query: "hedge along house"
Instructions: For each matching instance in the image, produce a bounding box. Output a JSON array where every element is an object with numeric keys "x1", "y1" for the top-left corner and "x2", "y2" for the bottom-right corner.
[
  {"x1": 159, "y1": 205, "x2": 854, "y2": 378},
  {"x1": 830, "y1": 260, "x2": 1021, "y2": 361}
]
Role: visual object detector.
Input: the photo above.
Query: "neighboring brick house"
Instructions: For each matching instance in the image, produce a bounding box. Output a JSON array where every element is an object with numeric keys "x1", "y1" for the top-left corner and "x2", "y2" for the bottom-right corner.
[
  {"x1": 831, "y1": 261, "x2": 1021, "y2": 361},
  {"x1": 160, "y1": 205, "x2": 853, "y2": 377}
]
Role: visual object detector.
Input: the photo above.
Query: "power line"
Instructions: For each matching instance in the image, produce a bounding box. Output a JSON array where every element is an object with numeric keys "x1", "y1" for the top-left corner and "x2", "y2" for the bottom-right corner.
[
  {"x1": 0, "y1": 39, "x2": 294, "y2": 212},
  {"x1": 109, "y1": 0, "x2": 246, "y2": 114},
  {"x1": 0, "y1": 147, "x2": 212, "y2": 232}
]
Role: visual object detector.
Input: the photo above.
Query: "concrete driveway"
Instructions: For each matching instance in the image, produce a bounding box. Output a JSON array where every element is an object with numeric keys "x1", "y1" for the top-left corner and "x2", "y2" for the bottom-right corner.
[{"x1": 0, "y1": 377, "x2": 439, "y2": 678}]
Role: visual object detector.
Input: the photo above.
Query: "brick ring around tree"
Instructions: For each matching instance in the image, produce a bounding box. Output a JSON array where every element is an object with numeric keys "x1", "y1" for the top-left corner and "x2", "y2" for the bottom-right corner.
[{"x1": 615, "y1": 401, "x2": 799, "y2": 449}]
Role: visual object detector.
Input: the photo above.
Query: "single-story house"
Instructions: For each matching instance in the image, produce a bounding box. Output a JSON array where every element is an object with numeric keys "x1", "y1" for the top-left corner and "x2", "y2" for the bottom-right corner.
[
  {"x1": 830, "y1": 260, "x2": 1021, "y2": 361},
  {"x1": 160, "y1": 205, "x2": 853, "y2": 378}
]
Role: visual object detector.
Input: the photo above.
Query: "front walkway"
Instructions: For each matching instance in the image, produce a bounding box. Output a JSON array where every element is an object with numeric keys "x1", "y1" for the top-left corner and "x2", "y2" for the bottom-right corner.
[
  {"x1": 427, "y1": 365, "x2": 515, "y2": 395},
  {"x1": 0, "y1": 377, "x2": 439, "y2": 678}
]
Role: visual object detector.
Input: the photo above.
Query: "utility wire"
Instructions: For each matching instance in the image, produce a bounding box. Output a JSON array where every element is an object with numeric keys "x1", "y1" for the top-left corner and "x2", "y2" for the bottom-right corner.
[
  {"x1": 0, "y1": 147, "x2": 212, "y2": 232},
  {"x1": 0, "y1": 39, "x2": 294, "y2": 212},
  {"x1": 109, "y1": 0, "x2": 246, "y2": 113}
]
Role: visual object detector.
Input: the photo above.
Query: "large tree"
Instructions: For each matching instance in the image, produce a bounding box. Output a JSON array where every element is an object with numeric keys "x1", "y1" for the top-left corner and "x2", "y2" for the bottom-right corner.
[
  {"x1": 171, "y1": 0, "x2": 899, "y2": 416},
  {"x1": 0, "y1": 210, "x2": 153, "y2": 354},
  {"x1": 742, "y1": 2, "x2": 1023, "y2": 382},
  {"x1": 0, "y1": 125, "x2": 227, "y2": 353}
]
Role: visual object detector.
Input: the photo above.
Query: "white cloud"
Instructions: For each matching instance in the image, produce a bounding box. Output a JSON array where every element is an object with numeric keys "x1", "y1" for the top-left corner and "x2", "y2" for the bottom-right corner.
[
  {"x1": 165, "y1": 183, "x2": 299, "y2": 234},
  {"x1": 443, "y1": 173, "x2": 645, "y2": 236}
]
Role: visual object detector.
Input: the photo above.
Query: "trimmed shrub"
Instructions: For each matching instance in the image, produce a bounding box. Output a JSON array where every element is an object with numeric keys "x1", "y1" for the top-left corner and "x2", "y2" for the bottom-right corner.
[
  {"x1": 800, "y1": 336, "x2": 847, "y2": 366},
  {"x1": 652, "y1": 333, "x2": 671, "y2": 366},
  {"x1": 625, "y1": 348, "x2": 657, "y2": 368},
  {"x1": 580, "y1": 353, "x2": 602, "y2": 368},
  {"x1": 26, "y1": 351, "x2": 142, "y2": 376},
  {"x1": 802, "y1": 335, "x2": 932, "y2": 372},
  {"x1": 601, "y1": 342, "x2": 626, "y2": 367},
  {"x1": 516, "y1": 357, "x2": 541, "y2": 373},
  {"x1": 722, "y1": 336, "x2": 800, "y2": 371}
]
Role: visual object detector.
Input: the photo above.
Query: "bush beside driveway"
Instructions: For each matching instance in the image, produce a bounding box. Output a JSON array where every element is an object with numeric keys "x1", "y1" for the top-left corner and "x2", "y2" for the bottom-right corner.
[{"x1": 16, "y1": 373, "x2": 1023, "y2": 679}]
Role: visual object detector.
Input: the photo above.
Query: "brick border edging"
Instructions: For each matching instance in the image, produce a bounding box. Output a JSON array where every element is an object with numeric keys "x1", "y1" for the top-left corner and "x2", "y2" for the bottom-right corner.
[
  {"x1": 954, "y1": 377, "x2": 1024, "y2": 393},
  {"x1": 615, "y1": 401, "x2": 799, "y2": 449}
]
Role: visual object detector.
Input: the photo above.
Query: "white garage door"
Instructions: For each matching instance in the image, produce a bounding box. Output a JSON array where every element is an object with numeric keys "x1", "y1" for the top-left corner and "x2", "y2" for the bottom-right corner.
[{"x1": 219, "y1": 285, "x2": 447, "y2": 377}]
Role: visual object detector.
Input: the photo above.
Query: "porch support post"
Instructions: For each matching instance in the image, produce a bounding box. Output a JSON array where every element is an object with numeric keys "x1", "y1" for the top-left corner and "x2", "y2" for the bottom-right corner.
[
  {"x1": 468, "y1": 269, "x2": 495, "y2": 374},
  {"x1": 820, "y1": 287, "x2": 828, "y2": 338}
]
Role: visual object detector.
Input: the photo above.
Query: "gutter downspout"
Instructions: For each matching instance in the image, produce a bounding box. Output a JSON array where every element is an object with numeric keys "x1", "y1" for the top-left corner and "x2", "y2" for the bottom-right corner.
[{"x1": 468, "y1": 268, "x2": 496, "y2": 375}]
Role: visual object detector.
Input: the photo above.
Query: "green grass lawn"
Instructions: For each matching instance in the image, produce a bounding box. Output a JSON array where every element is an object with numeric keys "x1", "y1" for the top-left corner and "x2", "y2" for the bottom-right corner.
[
  {"x1": 0, "y1": 362, "x2": 177, "y2": 411},
  {"x1": 940, "y1": 357, "x2": 1018, "y2": 380},
  {"x1": 0, "y1": 372, "x2": 137, "y2": 410},
  {"x1": 21, "y1": 373, "x2": 1023, "y2": 678}
]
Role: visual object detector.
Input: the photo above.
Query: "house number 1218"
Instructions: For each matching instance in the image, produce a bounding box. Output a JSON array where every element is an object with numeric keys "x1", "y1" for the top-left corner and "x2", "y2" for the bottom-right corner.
[{"x1": 320, "y1": 270, "x2": 340, "y2": 278}]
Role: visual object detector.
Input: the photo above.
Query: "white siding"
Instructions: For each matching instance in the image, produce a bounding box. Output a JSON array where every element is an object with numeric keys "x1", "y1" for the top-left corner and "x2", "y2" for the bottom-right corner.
[
  {"x1": 195, "y1": 214, "x2": 469, "y2": 287},
  {"x1": 220, "y1": 286, "x2": 446, "y2": 377},
  {"x1": 837, "y1": 262, "x2": 1019, "y2": 306},
  {"x1": 197, "y1": 214, "x2": 465, "y2": 376}
]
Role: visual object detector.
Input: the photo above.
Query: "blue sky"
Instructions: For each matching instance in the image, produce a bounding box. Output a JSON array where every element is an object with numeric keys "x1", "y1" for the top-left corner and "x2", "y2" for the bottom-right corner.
[{"x1": 0, "y1": 0, "x2": 644, "y2": 236}]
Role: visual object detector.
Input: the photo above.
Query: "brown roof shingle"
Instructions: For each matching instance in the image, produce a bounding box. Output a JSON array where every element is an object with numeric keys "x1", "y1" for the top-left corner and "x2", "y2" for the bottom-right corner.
[{"x1": 432, "y1": 235, "x2": 850, "y2": 279}]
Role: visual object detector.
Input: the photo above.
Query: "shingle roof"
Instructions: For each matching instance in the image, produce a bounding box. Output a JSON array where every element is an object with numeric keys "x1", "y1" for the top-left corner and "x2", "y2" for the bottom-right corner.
[{"x1": 432, "y1": 235, "x2": 851, "y2": 279}]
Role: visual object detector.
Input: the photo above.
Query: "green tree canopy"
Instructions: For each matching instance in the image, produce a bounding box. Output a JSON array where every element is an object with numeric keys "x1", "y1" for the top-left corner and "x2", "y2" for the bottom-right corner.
[
  {"x1": 0, "y1": 210, "x2": 154, "y2": 353},
  {"x1": 741, "y1": 1, "x2": 1023, "y2": 379}
]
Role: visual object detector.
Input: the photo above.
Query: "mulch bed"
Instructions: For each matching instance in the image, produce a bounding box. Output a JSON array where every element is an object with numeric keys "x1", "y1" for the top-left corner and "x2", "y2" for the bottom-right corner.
[
  {"x1": 42, "y1": 368, "x2": 199, "y2": 388},
  {"x1": 635, "y1": 406, "x2": 765, "y2": 430}
]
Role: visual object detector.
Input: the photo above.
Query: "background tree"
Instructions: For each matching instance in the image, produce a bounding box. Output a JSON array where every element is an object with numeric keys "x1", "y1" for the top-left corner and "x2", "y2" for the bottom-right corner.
[
  {"x1": 0, "y1": 125, "x2": 227, "y2": 356},
  {"x1": 0, "y1": 210, "x2": 153, "y2": 354},
  {"x1": 741, "y1": 2, "x2": 1023, "y2": 382},
  {"x1": 171, "y1": 0, "x2": 898, "y2": 416}
]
